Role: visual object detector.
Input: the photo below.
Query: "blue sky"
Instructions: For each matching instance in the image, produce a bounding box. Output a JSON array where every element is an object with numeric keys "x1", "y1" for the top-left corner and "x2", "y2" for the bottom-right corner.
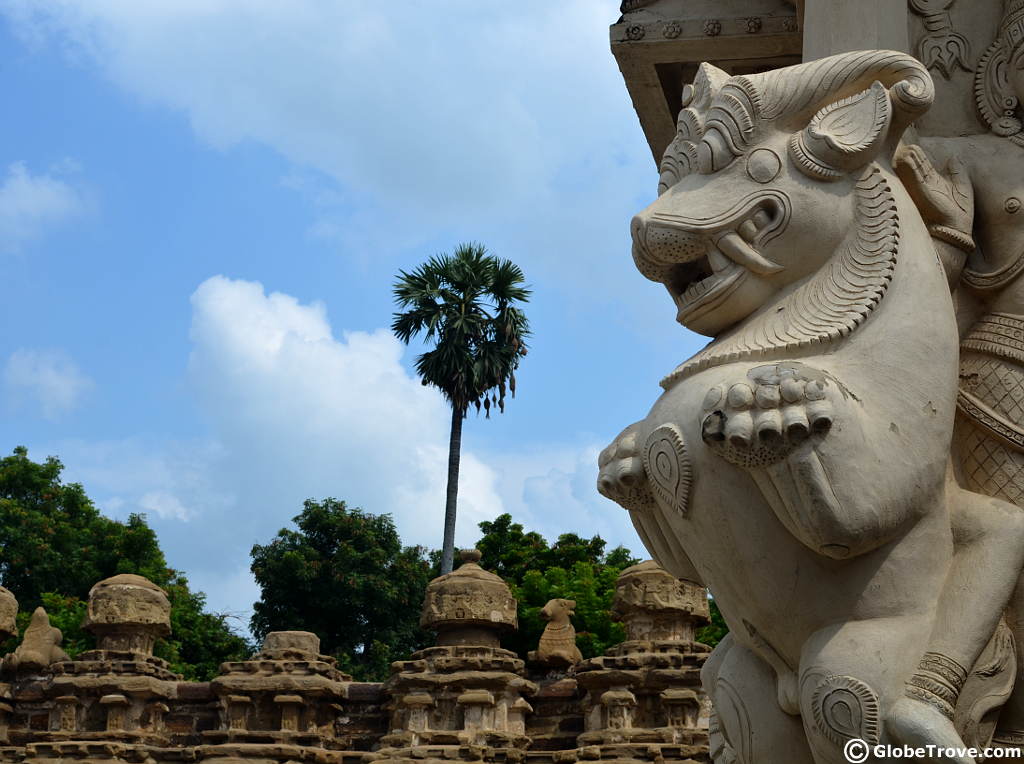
[{"x1": 0, "y1": 1, "x2": 708, "y2": 622}]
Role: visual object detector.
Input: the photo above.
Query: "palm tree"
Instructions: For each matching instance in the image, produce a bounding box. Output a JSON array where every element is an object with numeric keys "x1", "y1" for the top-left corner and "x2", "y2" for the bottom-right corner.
[{"x1": 392, "y1": 243, "x2": 530, "y2": 574}]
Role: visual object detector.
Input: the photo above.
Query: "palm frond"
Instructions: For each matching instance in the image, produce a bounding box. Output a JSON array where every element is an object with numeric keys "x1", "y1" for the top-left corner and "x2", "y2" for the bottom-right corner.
[{"x1": 391, "y1": 242, "x2": 530, "y2": 416}]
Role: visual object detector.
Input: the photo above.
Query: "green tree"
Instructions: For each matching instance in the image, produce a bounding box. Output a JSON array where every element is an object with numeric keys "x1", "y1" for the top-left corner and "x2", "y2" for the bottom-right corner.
[
  {"x1": 0, "y1": 446, "x2": 251, "y2": 679},
  {"x1": 698, "y1": 599, "x2": 729, "y2": 648},
  {"x1": 250, "y1": 498, "x2": 433, "y2": 681},
  {"x1": 473, "y1": 514, "x2": 640, "y2": 659},
  {"x1": 392, "y1": 243, "x2": 530, "y2": 574}
]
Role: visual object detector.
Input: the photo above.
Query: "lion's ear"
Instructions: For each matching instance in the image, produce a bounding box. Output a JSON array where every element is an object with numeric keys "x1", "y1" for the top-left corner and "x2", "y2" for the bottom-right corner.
[{"x1": 789, "y1": 81, "x2": 892, "y2": 181}]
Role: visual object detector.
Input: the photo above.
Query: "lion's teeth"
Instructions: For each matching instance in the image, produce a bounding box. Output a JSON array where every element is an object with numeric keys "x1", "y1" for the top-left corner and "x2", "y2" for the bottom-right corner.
[
  {"x1": 753, "y1": 209, "x2": 771, "y2": 228},
  {"x1": 708, "y1": 248, "x2": 731, "y2": 272},
  {"x1": 738, "y1": 220, "x2": 758, "y2": 242},
  {"x1": 716, "y1": 231, "x2": 784, "y2": 275}
]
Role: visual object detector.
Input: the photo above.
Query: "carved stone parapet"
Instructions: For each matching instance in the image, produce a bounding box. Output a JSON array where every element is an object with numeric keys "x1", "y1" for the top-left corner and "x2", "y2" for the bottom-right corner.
[{"x1": 377, "y1": 564, "x2": 535, "y2": 763}]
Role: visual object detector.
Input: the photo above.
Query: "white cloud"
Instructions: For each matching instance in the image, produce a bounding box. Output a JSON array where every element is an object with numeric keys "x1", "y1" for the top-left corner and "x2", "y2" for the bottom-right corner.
[
  {"x1": 139, "y1": 490, "x2": 193, "y2": 522},
  {"x1": 4, "y1": 348, "x2": 93, "y2": 419},
  {"x1": 186, "y1": 275, "x2": 505, "y2": 551},
  {"x1": 0, "y1": 161, "x2": 87, "y2": 253},
  {"x1": 0, "y1": 1, "x2": 649, "y2": 255}
]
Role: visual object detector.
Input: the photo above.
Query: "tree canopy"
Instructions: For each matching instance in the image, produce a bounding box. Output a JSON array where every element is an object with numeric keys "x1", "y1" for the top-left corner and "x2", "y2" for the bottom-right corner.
[
  {"x1": 250, "y1": 498, "x2": 433, "y2": 681},
  {"x1": 474, "y1": 513, "x2": 726, "y2": 653},
  {"x1": 392, "y1": 243, "x2": 530, "y2": 419},
  {"x1": 0, "y1": 446, "x2": 251, "y2": 679}
]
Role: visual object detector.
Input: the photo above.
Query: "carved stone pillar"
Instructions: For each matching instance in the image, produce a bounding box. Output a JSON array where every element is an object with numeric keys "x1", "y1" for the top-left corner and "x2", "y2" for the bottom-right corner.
[
  {"x1": 226, "y1": 695, "x2": 251, "y2": 731},
  {"x1": 146, "y1": 701, "x2": 168, "y2": 734},
  {"x1": 50, "y1": 696, "x2": 78, "y2": 734},
  {"x1": 600, "y1": 689, "x2": 637, "y2": 732},
  {"x1": 274, "y1": 694, "x2": 303, "y2": 732},
  {"x1": 100, "y1": 694, "x2": 129, "y2": 732}
]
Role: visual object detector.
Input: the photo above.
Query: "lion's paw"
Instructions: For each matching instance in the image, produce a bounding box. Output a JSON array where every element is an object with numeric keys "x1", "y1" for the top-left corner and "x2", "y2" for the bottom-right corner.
[
  {"x1": 598, "y1": 422, "x2": 656, "y2": 513},
  {"x1": 701, "y1": 365, "x2": 835, "y2": 468}
]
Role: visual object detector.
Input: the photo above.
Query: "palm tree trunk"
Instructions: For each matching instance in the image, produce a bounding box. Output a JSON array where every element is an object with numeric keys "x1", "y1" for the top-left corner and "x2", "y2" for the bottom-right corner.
[{"x1": 440, "y1": 405, "x2": 463, "y2": 574}]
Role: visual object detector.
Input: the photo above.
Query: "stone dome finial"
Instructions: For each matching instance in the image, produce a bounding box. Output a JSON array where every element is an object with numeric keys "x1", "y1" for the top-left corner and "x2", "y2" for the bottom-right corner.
[
  {"x1": 612, "y1": 560, "x2": 709, "y2": 643},
  {"x1": 419, "y1": 549, "x2": 517, "y2": 647},
  {"x1": 84, "y1": 574, "x2": 171, "y2": 656}
]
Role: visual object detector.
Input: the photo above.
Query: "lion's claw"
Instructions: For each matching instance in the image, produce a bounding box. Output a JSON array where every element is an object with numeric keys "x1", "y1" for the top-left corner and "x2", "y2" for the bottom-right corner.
[
  {"x1": 701, "y1": 365, "x2": 835, "y2": 463},
  {"x1": 598, "y1": 422, "x2": 655, "y2": 512}
]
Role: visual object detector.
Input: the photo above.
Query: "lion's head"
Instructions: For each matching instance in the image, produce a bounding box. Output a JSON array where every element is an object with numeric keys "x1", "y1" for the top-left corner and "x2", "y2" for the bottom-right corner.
[{"x1": 631, "y1": 51, "x2": 934, "y2": 349}]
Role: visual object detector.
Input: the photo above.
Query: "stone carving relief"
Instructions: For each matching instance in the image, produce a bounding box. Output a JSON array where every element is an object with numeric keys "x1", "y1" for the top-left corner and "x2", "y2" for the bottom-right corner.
[
  {"x1": 3, "y1": 608, "x2": 69, "y2": 675},
  {"x1": 598, "y1": 47, "x2": 1024, "y2": 761},
  {"x1": 910, "y1": 0, "x2": 973, "y2": 78},
  {"x1": 889, "y1": 0, "x2": 1024, "y2": 749}
]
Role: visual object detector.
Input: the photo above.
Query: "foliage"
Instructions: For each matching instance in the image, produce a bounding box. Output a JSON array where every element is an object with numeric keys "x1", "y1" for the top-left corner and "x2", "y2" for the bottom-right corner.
[
  {"x1": 0, "y1": 446, "x2": 252, "y2": 680},
  {"x1": 250, "y1": 498, "x2": 433, "y2": 681},
  {"x1": 697, "y1": 598, "x2": 729, "y2": 648},
  {"x1": 473, "y1": 514, "x2": 640, "y2": 660},
  {"x1": 392, "y1": 243, "x2": 530, "y2": 418}
]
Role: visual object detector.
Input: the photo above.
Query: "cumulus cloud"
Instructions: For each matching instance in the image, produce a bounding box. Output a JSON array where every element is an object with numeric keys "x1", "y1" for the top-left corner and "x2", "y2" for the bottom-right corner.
[
  {"x1": 186, "y1": 275, "x2": 505, "y2": 551},
  {"x1": 0, "y1": 161, "x2": 87, "y2": 253},
  {"x1": 4, "y1": 348, "x2": 93, "y2": 419}
]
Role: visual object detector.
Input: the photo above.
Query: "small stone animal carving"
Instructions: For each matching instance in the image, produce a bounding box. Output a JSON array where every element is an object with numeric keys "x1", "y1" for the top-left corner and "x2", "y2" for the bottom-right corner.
[
  {"x1": 529, "y1": 598, "x2": 583, "y2": 666},
  {"x1": 3, "y1": 607, "x2": 70, "y2": 674}
]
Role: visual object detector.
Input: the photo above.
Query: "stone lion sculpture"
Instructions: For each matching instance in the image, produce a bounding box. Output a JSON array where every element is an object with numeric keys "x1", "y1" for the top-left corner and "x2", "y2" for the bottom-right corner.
[{"x1": 598, "y1": 50, "x2": 1024, "y2": 763}]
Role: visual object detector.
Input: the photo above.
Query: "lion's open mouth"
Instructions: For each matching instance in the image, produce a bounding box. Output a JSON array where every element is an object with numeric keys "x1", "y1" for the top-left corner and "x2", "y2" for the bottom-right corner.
[
  {"x1": 666, "y1": 249, "x2": 743, "y2": 323},
  {"x1": 661, "y1": 200, "x2": 784, "y2": 323}
]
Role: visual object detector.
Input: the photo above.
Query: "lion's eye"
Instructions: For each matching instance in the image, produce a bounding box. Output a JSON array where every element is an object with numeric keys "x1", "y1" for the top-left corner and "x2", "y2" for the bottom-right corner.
[{"x1": 746, "y1": 148, "x2": 782, "y2": 184}]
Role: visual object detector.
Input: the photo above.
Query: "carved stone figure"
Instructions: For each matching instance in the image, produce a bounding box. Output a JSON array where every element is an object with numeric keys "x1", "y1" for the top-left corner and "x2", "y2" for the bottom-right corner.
[
  {"x1": 2, "y1": 608, "x2": 69, "y2": 675},
  {"x1": 597, "y1": 50, "x2": 1024, "y2": 762},
  {"x1": 529, "y1": 599, "x2": 583, "y2": 667}
]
